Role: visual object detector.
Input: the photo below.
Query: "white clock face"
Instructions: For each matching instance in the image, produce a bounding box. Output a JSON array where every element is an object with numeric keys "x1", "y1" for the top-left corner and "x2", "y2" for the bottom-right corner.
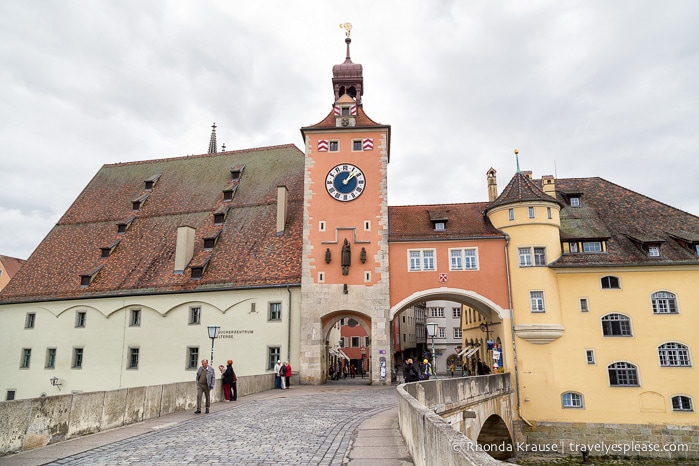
[{"x1": 325, "y1": 164, "x2": 366, "y2": 202}]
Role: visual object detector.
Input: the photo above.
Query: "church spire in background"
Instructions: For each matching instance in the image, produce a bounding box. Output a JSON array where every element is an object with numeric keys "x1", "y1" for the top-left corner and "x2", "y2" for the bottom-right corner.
[{"x1": 207, "y1": 123, "x2": 217, "y2": 154}]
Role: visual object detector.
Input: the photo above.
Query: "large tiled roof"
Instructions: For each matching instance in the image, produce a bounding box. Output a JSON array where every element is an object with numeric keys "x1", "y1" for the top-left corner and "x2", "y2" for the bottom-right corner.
[
  {"x1": 550, "y1": 177, "x2": 699, "y2": 267},
  {"x1": 389, "y1": 203, "x2": 504, "y2": 242},
  {"x1": 0, "y1": 145, "x2": 305, "y2": 304}
]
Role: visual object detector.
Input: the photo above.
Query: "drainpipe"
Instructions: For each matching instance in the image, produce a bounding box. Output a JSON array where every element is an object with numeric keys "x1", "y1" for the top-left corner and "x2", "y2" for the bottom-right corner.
[
  {"x1": 504, "y1": 233, "x2": 532, "y2": 427},
  {"x1": 287, "y1": 286, "x2": 292, "y2": 362}
]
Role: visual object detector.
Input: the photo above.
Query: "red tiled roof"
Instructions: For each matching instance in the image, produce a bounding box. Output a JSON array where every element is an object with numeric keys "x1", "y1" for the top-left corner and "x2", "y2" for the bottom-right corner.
[
  {"x1": 0, "y1": 145, "x2": 305, "y2": 304},
  {"x1": 389, "y1": 203, "x2": 504, "y2": 242},
  {"x1": 486, "y1": 172, "x2": 564, "y2": 213},
  {"x1": 0, "y1": 255, "x2": 25, "y2": 278},
  {"x1": 302, "y1": 105, "x2": 387, "y2": 130},
  {"x1": 550, "y1": 177, "x2": 699, "y2": 267}
]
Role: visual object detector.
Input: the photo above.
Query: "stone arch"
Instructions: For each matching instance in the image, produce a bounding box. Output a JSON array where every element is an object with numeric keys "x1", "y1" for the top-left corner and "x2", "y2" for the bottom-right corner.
[
  {"x1": 477, "y1": 414, "x2": 514, "y2": 460},
  {"x1": 389, "y1": 287, "x2": 509, "y2": 321},
  {"x1": 320, "y1": 310, "x2": 372, "y2": 384}
]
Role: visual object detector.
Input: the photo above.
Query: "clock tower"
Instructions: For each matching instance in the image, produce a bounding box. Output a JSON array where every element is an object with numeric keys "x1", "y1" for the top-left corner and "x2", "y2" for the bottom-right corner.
[{"x1": 299, "y1": 25, "x2": 391, "y2": 384}]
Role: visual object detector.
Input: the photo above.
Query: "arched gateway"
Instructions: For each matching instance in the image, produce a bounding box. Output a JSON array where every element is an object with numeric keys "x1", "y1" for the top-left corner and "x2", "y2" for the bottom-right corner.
[{"x1": 298, "y1": 29, "x2": 512, "y2": 385}]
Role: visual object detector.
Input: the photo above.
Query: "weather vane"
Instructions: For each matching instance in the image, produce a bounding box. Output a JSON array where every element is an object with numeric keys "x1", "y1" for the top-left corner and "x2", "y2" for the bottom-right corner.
[{"x1": 339, "y1": 22, "x2": 352, "y2": 37}]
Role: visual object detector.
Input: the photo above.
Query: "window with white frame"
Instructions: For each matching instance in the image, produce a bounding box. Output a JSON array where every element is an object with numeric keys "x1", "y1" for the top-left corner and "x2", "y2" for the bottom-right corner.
[
  {"x1": 453, "y1": 327, "x2": 462, "y2": 339},
  {"x1": 450, "y1": 248, "x2": 478, "y2": 270},
  {"x1": 583, "y1": 241, "x2": 603, "y2": 253},
  {"x1": 518, "y1": 248, "x2": 532, "y2": 267},
  {"x1": 25, "y1": 313, "x2": 35, "y2": 329},
  {"x1": 508, "y1": 208, "x2": 515, "y2": 221},
  {"x1": 561, "y1": 392, "x2": 584, "y2": 408},
  {"x1": 530, "y1": 291, "x2": 545, "y2": 312},
  {"x1": 608, "y1": 362, "x2": 639, "y2": 386},
  {"x1": 672, "y1": 395, "x2": 694, "y2": 412},
  {"x1": 528, "y1": 206, "x2": 535, "y2": 218},
  {"x1": 648, "y1": 246, "x2": 661, "y2": 257},
  {"x1": 452, "y1": 307, "x2": 461, "y2": 318},
  {"x1": 408, "y1": 249, "x2": 435, "y2": 271},
  {"x1": 438, "y1": 327, "x2": 446, "y2": 338},
  {"x1": 533, "y1": 247, "x2": 546, "y2": 266},
  {"x1": 570, "y1": 197, "x2": 580, "y2": 207},
  {"x1": 601, "y1": 313, "x2": 632, "y2": 336},
  {"x1": 428, "y1": 307, "x2": 445, "y2": 318},
  {"x1": 658, "y1": 342, "x2": 691, "y2": 367},
  {"x1": 651, "y1": 291, "x2": 678, "y2": 314}
]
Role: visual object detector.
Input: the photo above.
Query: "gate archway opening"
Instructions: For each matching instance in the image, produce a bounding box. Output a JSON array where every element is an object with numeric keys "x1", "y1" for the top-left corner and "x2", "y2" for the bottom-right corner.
[
  {"x1": 320, "y1": 311, "x2": 372, "y2": 385},
  {"x1": 477, "y1": 414, "x2": 514, "y2": 460}
]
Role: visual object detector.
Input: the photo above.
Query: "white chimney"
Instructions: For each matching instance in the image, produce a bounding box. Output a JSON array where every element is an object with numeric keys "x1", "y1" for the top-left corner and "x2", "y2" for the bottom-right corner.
[
  {"x1": 276, "y1": 185, "x2": 288, "y2": 235},
  {"x1": 174, "y1": 226, "x2": 195, "y2": 273}
]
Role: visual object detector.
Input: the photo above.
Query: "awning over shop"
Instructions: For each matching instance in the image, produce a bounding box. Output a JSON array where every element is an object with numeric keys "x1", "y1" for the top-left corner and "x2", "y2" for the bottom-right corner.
[
  {"x1": 329, "y1": 347, "x2": 351, "y2": 360},
  {"x1": 457, "y1": 346, "x2": 480, "y2": 358}
]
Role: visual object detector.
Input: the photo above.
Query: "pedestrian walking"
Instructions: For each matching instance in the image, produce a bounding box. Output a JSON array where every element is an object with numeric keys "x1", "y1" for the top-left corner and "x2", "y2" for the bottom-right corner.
[
  {"x1": 222, "y1": 359, "x2": 237, "y2": 401},
  {"x1": 449, "y1": 363, "x2": 455, "y2": 377},
  {"x1": 195, "y1": 359, "x2": 215, "y2": 414},
  {"x1": 403, "y1": 358, "x2": 420, "y2": 382}
]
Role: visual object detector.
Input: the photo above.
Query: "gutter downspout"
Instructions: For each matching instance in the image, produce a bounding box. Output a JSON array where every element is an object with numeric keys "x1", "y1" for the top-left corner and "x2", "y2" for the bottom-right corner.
[
  {"x1": 287, "y1": 286, "x2": 292, "y2": 363},
  {"x1": 504, "y1": 233, "x2": 532, "y2": 427}
]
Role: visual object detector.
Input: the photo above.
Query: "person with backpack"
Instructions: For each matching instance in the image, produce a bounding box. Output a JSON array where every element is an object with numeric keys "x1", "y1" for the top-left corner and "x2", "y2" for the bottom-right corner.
[
  {"x1": 420, "y1": 359, "x2": 432, "y2": 380},
  {"x1": 403, "y1": 359, "x2": 420, "y2": 382},
  {"x1": 279, "y1": 361, "x2": 288, "y2": 389}
]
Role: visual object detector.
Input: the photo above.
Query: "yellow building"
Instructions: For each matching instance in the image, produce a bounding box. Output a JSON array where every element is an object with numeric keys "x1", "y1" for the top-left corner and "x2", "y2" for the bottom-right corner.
[{"x1": 483, "y1": 168, "x2": 698, "y2": 449}]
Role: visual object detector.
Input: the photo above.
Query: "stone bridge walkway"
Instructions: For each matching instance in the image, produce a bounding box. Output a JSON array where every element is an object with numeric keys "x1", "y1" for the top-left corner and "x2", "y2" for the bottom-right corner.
[{"x1": 1, "y1": 382, "x2": 413, "y2": 466}]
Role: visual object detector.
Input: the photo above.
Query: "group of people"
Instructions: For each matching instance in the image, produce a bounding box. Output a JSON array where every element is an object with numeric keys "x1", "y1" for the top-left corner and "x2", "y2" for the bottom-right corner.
[
  {"x1": 274, "y1": 360, "x2": 292, "y2": 389},
  {"x1": 194, "y1": 358, "x2": 237, "y2": 414}
]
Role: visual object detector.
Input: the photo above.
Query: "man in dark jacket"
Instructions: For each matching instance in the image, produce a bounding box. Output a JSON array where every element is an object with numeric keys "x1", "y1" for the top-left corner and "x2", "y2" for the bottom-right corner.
[{"x1": 403, "y1": 359, "x2": 421, "y2": 382}]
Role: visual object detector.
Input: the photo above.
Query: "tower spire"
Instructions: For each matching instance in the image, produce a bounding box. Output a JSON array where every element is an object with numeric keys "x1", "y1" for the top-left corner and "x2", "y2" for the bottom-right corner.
[
  {"x1": 333, "y1": 23, "x2": 363, "y2": 106},
  {"x1": 207, "y1": 123, "x2": 217, "y2": 154}
]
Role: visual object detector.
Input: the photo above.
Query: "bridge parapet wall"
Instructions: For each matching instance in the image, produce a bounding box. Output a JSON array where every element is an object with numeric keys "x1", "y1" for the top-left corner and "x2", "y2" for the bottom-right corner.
[
  {"x1": 397, "y1": 374, "x2": 513, "y2": 466},
  {"x1": 0, "y1": 374, "x2": 276, "y2": 457}
]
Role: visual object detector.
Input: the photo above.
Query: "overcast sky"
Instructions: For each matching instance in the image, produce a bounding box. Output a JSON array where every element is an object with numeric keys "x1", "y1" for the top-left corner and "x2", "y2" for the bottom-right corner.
[{"x1": 1, "y1": 1, "x2": 698, "y2": 260}]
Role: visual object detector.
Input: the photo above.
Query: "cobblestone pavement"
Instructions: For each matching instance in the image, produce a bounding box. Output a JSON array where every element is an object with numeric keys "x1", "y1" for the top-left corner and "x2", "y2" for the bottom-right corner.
[{"x1": 42, "y1": 383, "x2": 399, "y2": 466}]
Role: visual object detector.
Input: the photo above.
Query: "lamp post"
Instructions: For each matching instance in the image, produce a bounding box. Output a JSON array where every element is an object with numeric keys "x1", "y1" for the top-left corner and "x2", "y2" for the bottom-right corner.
[
  {"x1": 207, "y1": 325, "x2": 220, "y2": 365},
  {"x1": 425, "y1": 321, "x2": 438, "y2": 379}
]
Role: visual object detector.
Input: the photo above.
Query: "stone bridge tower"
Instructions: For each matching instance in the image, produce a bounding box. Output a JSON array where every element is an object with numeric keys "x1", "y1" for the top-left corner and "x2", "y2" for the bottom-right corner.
[{"x1": 299, "y1": 25, "x2": 391, "y2": 384}]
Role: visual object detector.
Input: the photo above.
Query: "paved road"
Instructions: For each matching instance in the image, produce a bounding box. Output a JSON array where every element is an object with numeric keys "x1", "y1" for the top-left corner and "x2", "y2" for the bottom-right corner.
[{"x1": 3, "y1": 381, "x2": 411, "y2": 466}]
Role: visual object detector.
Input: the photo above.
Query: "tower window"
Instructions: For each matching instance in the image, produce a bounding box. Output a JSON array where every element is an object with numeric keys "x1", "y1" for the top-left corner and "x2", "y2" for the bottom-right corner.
[
  {"x1": 530, "y1": 291, "x2": 545, "y2": 312},
  {"x1": 329, "y1": 141, "x2": 339, "y2": 152},
  {"x1": 528, "y1": 207, "x2": 535, "y2": 218},
  {"x1": 353, "y1": 140, "x2": 362, "y2": 151},
  {"x1": 508, "y1": 208, "x2": 515, "y2": 221}
]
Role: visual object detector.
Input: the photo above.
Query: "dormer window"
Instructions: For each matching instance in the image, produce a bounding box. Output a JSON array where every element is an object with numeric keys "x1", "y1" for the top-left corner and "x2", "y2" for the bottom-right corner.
[
  {"x1": 144, "y1": 174, "x2": 162, "y2": 191},
  {"x1": 131, "y1": 193, "x2": 149, "y2": 212},
  {"x1": 100, "y1": 240, "x2": 120, "y2": 258},
  {"x1": 222, "y1": 184, "x2": 238, "y2": 201},
  {"x1": 230, "y1": 164, "x2": 245, "y2": 181},
  {"x1": 570, "y1": 197, "x2": 580, "y2": 207},
  {"x1": 190, "y1": 257, "x2": 211, "y2": 280},
  {"x1": 117, "y1": 217, "x2": 135, "y2": 234},
  {"x1": 428, "y1": 209, "x2": 449, "y2": 231},
  {"x1": 79, "y1": 265, "x2": 103, "y2": 287},
  {"x1": 203, "y1": 231, "x2": 221, "y2": 251},
  {"x1": 213, "y1": 205, "x2": 231, "y2": 225},
  {"x1": 648, "y1": 245, "x2": 661, "y2": 257}
]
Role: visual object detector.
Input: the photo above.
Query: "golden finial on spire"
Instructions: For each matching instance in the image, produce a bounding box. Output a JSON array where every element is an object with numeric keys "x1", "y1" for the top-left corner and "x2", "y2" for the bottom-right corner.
[{"x1": 339, "y1": 22, "x2": 352, "y2": 37}]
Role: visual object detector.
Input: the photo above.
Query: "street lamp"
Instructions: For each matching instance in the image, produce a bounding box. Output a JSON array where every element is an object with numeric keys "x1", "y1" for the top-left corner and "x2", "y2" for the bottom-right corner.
[
  {"x1": 425, "y1": 321, "x2": 438, "y2": 379},
  {"x1": 207, "y1": 325, "x2": 220, "y2": 365}
]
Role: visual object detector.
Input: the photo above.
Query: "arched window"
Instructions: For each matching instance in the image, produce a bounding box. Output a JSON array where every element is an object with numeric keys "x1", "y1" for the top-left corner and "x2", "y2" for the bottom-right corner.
[
  {"x1": 601, "y1": 276, "x2": 620, "y2": 289},
  {"x1": 651, "y1": 291, "x2": 678, "y2": 314},
  {"x1": 561, "y1": 392, "x2": 584, "y2": 408},
  {"x1": 608, "y1": 362, "x2": 639, "y2": 386},
  {"x1": 658, "y1": 342, "x2": 691, "y2": 367},
  {"x1": 671, "y1": 395, "x2": 694, "y2": 412},
  {"x1": 601, "y1": 314, "x2": 632, "y2": 336}
]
